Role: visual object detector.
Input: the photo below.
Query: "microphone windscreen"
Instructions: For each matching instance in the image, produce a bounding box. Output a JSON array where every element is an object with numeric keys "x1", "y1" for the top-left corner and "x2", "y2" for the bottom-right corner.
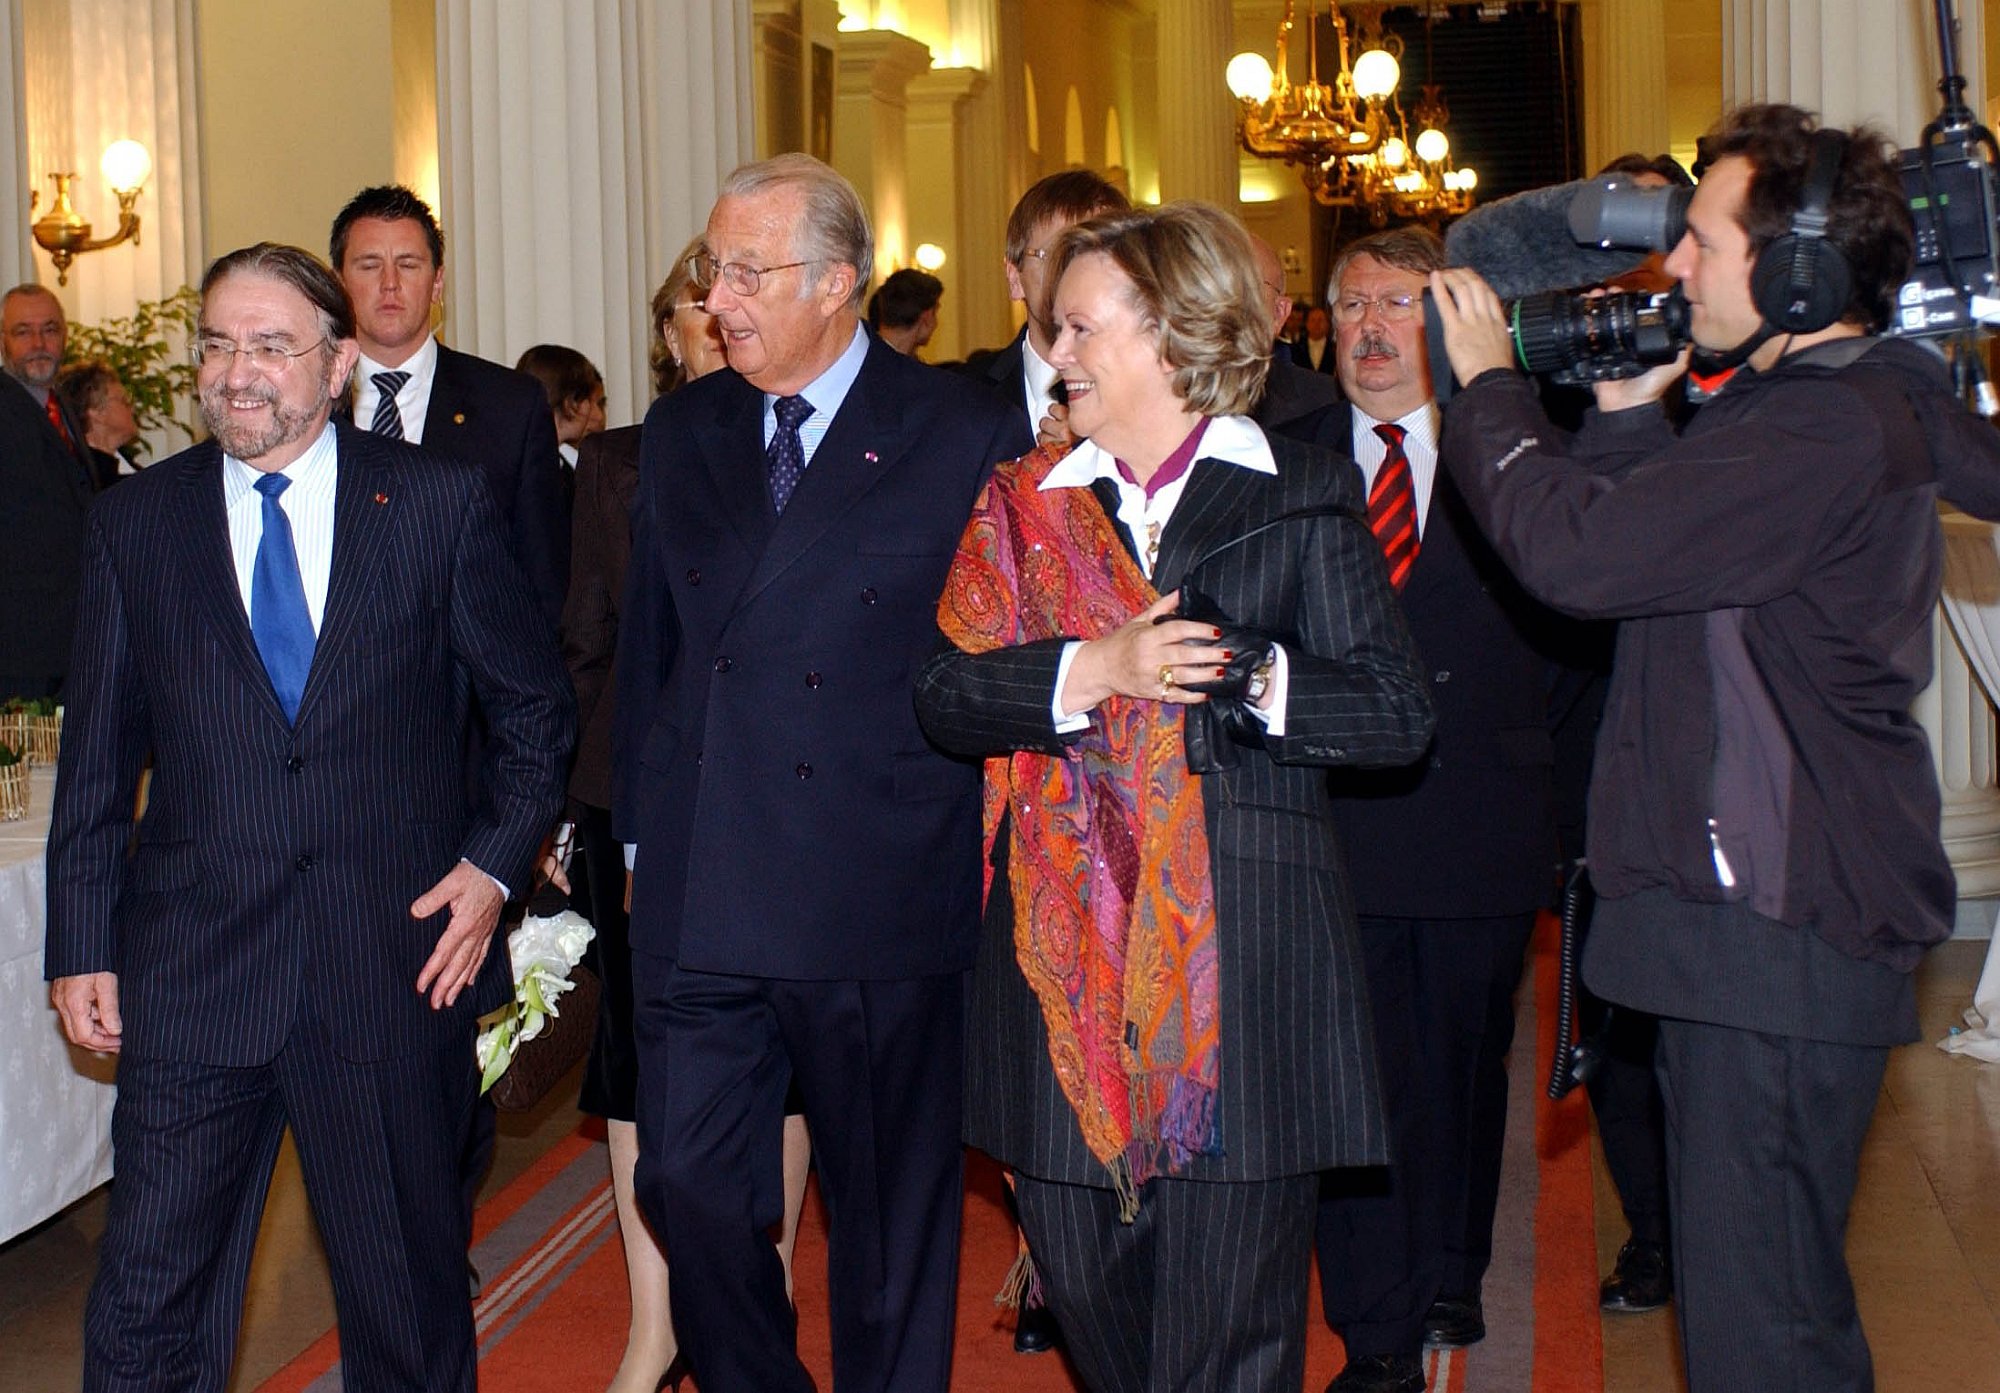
[{"x1": 1445, "y1": 179, "x2": 1650, "y2": 300}]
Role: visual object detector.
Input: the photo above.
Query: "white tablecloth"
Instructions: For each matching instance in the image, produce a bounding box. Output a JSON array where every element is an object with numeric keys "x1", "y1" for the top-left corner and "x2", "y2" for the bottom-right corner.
[{"x1": 0, "y1": 766, "x2": 115, "y2": 1243}]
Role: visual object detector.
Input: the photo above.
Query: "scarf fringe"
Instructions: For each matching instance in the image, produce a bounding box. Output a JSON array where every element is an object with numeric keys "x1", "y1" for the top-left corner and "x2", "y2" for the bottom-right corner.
[{"x1": 993, "y1": 1247, "x2": 1037, "y2": 1310}]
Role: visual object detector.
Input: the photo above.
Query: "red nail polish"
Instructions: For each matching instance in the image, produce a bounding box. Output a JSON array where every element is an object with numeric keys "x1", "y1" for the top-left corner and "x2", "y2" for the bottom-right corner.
[
  {"x1": 1216, "y1": 667, "x2": 1227, "y2": 677},
  {"x1": 1212, "y1": 628, "x2": 1223, "y2": 638},
  {"x1": 1222, "y1": 650, "x2": 1234, "y2": 660}
]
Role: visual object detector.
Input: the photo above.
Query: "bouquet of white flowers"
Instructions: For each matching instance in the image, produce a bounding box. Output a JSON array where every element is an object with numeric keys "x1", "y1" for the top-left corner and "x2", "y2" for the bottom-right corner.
[{"x1": 475, "y1": 908, "x2": 597, "y2": 1100}]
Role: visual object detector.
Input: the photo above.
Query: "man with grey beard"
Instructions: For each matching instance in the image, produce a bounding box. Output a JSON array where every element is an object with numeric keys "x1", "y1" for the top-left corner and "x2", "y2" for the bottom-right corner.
[
  {"x1": 0, "y1": 283, "x2": 94, "y2": 695},
  {"x1": 45, "y1": 242, "x2": 571, "y2": 1393}
]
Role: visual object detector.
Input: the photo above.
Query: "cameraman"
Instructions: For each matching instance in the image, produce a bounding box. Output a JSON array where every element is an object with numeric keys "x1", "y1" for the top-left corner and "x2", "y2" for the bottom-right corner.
[{"x1": 1428, "y1": 102, "x2": 2000, "y2": 1392}]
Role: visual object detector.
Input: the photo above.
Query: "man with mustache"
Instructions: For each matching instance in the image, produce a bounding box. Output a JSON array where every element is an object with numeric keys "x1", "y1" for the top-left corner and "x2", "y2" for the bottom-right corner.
[
  {"x1": 1312, "y1": 227, "x2": 1574, "y2": 1393},
  {"x1": 0, "y1": 283, "x2": 95, "y2": 696},
  {"x1": 45, "y1": 242, "x2": 571, "y2": 1392}
]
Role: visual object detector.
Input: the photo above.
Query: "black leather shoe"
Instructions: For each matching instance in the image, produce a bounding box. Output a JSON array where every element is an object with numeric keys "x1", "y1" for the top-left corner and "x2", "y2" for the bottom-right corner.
[
  {"x1": 1326, "y1": 1352, "x2": 1428, "y2": 1393},
  {"x1": 1422, "y1": 1292, "x2": 1485, "y2": 1348},
  {"x1": 1600, "y1": 1238, "x2": 1672, "y2": 1312},
  {"x1": 1014, "y1": 1298, "x2": 1063, "y2": 1354}
]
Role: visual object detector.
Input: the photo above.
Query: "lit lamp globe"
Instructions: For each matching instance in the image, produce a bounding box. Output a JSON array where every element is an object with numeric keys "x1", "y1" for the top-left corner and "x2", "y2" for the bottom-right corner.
[
  {"x1": 1414, "y1": 127, "x2": 1450, "y2": 165},
  {"x1": 1351, "y1": 48, "x2": 1400, "y2": 101},
  {"x1": 101, "y1": 139, "x2": 152, "y2": 193},
  {"x1": 1226, "y1": 52, "x2": 1275, "y2": 103},
  {"x1": 914, "y1": 242, "x2": 946, "y2": 272},
  {"x1": 1379, "y1": 137, "x2": 1409, "y2": 169}
]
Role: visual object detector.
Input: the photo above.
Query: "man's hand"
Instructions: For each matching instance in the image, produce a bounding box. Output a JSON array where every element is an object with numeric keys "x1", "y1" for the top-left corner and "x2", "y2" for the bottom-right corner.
[
  {"x1": 1037, "y1": 402, "x2": 1075, "y2": 452},
  {"x1": 411, "y1": 861, "x2": 506, "y2": 1009},
  {"x1": 1591, "y1": 351, "x2": 1690, "y2": 413},
  {"x1": 51, "y1": 973, "x2": 122, "y2": 1053},
  {"x1": 1429, "y1": 268, "x2": 1519, "y2": 385}
]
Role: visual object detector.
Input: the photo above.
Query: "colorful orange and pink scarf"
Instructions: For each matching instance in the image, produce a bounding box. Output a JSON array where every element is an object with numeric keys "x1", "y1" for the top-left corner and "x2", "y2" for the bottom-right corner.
[{"x1": 938, "y1": 445, "x2": 1221, "y2": 1214}]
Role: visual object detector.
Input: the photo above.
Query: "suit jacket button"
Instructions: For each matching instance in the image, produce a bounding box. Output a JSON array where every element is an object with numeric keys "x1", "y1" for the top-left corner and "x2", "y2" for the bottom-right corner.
[
  {"x1": 805, "y1": 671, "x2": 821, "y2": 689},
  {"x1": 1434, "y1": 669, "x2": 1452, "y2": 683},
  {"x1": 695, "y1": 749, "x2": 704, "y2": 766},
  {"x1": 295, "y1": 854, "x2": 315, "y2": 871},
  {"x1": 686, "y1": 568, "x2": 701, "y2": 585},
  {"x1": 713, "y1": 655, "x2": 732, "y2": 673},
  {"x1": 795, "y1": 762, "x2": 812, "y2": 779},
  {"x1": 860, "y1": 587, "x2": 878, "y2": 605},
  {"x1": 286, "y1": 755, "x2": 304, "y2": 773}
]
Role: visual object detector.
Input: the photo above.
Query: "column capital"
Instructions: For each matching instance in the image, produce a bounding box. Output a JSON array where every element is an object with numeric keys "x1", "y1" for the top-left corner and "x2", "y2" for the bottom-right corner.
[
  {"x1": 909, "y1": 65, "x2": 987, "y2": 114},
  {"x1": 836, "y1": 29, "x2": 934, "y2": 103}
]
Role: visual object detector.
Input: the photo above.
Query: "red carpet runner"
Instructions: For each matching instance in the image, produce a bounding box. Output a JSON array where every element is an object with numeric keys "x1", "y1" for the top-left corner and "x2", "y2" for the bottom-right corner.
[{"x1": 260, "y1": 915, "x2": 1600, "y2": 1391}]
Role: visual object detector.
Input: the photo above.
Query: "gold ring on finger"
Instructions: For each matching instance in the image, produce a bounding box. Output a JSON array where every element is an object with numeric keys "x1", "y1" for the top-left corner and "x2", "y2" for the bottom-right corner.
[{"x1": 1158, "y1": 663, "x2": 1176, "y2": 694}]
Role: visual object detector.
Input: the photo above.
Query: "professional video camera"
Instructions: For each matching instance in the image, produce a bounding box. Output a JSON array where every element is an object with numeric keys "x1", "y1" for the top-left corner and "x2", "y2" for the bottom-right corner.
[{"x1": 1887, "y1": 0, "x2": 2000, "y2": 343}]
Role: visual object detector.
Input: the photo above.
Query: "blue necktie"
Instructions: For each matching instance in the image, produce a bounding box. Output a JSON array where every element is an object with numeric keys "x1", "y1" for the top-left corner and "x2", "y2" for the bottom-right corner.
[
  {"x1": 370, "y1": 370, "x2": 410, "y2": 439},
  {"x1": 767, "y1": 395, "x2": 814, "y2": 513},
  {"x1": 251, "y1": 473, "x2": 315, "y2": 723}
]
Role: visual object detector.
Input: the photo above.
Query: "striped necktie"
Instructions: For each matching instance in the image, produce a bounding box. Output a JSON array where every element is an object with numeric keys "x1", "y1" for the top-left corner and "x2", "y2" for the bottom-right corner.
[
  {"x1": 1368, "y1": 422, "x2": 1420, "y2": 591},
  {"x1": 370, "y1": 371, "x2": 411, "y2": 439}
]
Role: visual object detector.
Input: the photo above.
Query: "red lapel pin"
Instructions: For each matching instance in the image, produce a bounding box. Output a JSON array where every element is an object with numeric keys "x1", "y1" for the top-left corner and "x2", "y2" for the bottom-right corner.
[{"x1": 374, "y1": 492, "x2": 389, "y2": 505}]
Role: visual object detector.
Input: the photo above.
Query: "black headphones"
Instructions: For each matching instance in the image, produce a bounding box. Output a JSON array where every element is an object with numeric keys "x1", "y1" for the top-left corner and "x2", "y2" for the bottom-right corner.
[{"x1": 1749, "y1": 126, "x2": 1853, "y2": 333}]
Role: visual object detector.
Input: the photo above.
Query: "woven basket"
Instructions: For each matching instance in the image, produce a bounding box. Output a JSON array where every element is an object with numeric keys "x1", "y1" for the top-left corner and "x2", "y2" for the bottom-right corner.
[
  {"x1": 0, "y1": 713, "x2": 24, "y2": 760},
  {"x1": 0, "y1": 763, "x2": 26, "y2": 821},
  {"x1": 25, "y1": 713, "x2": 59, "y2": 766},
  {"x1": 488, "y1": 966, "x2": 602, "y2": 1113}
]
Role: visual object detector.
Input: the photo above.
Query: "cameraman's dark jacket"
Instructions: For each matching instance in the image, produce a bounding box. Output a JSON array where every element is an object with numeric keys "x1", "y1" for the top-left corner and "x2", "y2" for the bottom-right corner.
[{"x1": 1440, "y1": 336, "x2": 2000, "y2": 971}]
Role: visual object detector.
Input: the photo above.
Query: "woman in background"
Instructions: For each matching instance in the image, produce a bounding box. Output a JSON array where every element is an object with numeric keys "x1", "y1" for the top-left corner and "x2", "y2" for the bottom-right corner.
[{"x1": 516, "y1": 343, "x2": 607, "y2": 506}]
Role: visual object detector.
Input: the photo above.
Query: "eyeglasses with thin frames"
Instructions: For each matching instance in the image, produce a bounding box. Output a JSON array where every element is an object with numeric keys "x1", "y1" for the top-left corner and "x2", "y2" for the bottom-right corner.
[
  {"x1": 193, "y1": 336, "x2": 328, "y2": 371},
  {"x1": 689, "y1": 253, "x2": 813, "y2": 298},
  {"x1": 1331, "y1": 293, "x2": 1421, "y2": 325}
]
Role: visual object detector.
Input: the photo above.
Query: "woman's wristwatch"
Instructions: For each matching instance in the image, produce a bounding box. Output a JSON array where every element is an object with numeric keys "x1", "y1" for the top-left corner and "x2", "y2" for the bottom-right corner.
[{"x1": 1245, "y1": 645, "x2": 1278, "y2": 704}]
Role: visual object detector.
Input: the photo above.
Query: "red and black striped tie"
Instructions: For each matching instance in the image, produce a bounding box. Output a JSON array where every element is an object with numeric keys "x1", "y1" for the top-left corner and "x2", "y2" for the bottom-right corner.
[{"x1": 1367, "y1": 422, "x2": 1419, "y2": 590}]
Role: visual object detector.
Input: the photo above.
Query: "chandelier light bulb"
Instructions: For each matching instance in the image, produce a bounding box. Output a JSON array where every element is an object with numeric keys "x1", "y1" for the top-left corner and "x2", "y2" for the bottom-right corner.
[
  {"x1": 914, "y1": 242, "x2": 946, "y2": 272},
  {"x1": 1414, "y1": 127, "x2": 1450, "y2": 164},
  {"x1": 1226, "y1": 52, "x2": 1275, "y2": 103},
  {"x1": 1458, "y1": 166, "x2": 1478, "y2": 190},
  {"x1": 1351, "y1": 48, "x2": 1400, "y2": 100},
  {"x1": 100, "y1": 139, "x2": 151, "y2": 194},
  {"x1": 1380, "y1": 138, "x2": 1409, "y2": 169}
]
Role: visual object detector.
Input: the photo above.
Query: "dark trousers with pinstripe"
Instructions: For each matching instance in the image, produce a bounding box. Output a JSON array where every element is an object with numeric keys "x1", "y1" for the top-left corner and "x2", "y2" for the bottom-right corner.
[
  {"x1": 82, "y1": 1006, "x2": 480, "y2": 1393},
  {"x1": 1014, "y1": 1171, "x2": 1319, "y2": 1393},
  {"x1": 1654, "y1": 1017, "x2": 1887, "y2": 1393}
]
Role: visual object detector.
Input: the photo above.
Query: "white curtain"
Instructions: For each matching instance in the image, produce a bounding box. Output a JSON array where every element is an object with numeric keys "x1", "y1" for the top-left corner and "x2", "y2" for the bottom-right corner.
[
  {"x1": 20, "y1": 0, "x2": 202, "y2": 322},
  {"x1": 0, "y1": 1, "x2": 36, "y2": 285},
  {"x1": 436, "y1": 0, "x2": 755, "y2": 426}
]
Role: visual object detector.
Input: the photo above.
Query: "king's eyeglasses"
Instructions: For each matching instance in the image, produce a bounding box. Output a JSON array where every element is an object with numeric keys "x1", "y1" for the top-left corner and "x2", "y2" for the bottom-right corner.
[{"x1": 689, "y1": 253, "x2": 813, "y2": 297}]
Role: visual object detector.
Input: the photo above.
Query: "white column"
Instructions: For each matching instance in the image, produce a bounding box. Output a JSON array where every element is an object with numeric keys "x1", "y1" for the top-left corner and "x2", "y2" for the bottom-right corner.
[
  {"x1": 1578, "y1": 0, "x2": 1670, "y2": 174},
  {"x1": 832, "y1": 29, "x2": 932, "y2": 277},
  {"x1": 1155, "y1": 0, "x2": 1234, "y2": 206},
  {"x1": 1723, "y1": 0, "x2": 1983, "y2": 142},
  {"x1": 907, "y1": 66, "x2": 986, "y2": 361},
  {"x1": 1925, "y1": 513, "x2": 2000, "y2": 899},
  {"x1": 437, "y1": 0, "x2": 754, "y2": 425}
]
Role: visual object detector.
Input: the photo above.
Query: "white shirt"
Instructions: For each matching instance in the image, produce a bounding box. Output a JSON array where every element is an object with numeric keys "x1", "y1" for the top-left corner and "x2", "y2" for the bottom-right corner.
[
  {"x1": 1349, "y1": 401, "x2": 1442, "y2": 537},
  {"x1": 223, "y1": 421, "x2": 340, "y2": 632},
  {"x1": 1021, "y1": 335, "x2": 1061, "y2": 434},
  {"x1": 355, "y1": 333, "x2": 441, "y2": 443},
  {"x1": 1043, "y1": 415, "x2": 1293, "y2": 734},
  {"x1": 761, "y1": 322, "x2": 869, "y2": 464}
]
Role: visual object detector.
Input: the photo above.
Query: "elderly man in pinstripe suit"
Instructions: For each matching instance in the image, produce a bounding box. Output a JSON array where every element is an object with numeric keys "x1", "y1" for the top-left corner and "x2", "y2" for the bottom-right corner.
[{"x1": 45, "y1": 243, "x2": 572, "y2": 1393}]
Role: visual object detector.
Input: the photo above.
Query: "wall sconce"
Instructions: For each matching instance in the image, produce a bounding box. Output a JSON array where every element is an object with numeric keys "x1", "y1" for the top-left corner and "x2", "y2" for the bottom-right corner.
[
  {"x1": 29, "y1": 139, "x2": 152, "y2": 286},
  {"x1": 913, "y1": 242, "x2": 947, "y2": 272}
]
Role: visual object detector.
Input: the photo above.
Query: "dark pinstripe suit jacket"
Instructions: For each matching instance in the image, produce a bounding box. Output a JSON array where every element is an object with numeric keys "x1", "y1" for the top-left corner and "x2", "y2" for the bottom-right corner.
[
  {"x1": 915, "y1": 430, "x2": 1435, "y2": 1184},
  {"x1": 44, "y1": 422, "x2": 574, "y2": 1066}
]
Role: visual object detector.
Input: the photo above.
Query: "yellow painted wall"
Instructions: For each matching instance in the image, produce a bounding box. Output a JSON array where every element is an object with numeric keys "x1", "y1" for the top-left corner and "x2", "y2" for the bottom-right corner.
[{"x1": 196, "y1": 0, "x2": 404, "y2": 261}]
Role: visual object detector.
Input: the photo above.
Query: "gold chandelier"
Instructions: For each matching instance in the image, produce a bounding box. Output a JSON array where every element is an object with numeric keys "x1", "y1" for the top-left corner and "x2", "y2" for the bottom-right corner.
[{"x1": 1228, "y1": 3, "x2": 1476, "y2": 225}]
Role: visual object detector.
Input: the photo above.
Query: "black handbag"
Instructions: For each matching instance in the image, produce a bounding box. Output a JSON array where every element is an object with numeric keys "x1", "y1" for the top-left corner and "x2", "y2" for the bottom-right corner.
[{"x1": 489, "y1": 965, "x2": 602, "y2": 1113}]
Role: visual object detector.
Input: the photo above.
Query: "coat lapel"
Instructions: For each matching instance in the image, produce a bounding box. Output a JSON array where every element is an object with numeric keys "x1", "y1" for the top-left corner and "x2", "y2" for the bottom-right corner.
[
  {"x1": 1152, "y1": 456, "x2": 1262, "y2": 596},
  {"x1": 172, "y1": 444, "x2": 292, "y2": 728},
  {"x1": 294, "y1": 426, "x2": 398, "y2": 726},
  {"x1": 701, "y1": 375, "x2": 778, "y2": 561},
  {"x1": 736, "y1": 341, "x2": 906, "y2": 608}
]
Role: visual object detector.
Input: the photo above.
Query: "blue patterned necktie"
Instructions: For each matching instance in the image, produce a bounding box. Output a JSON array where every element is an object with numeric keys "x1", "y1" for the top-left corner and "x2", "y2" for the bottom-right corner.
[
  {"x1": 767, "y1": 395, "x2": 814, "y2": 513},
  {"x1": 251, "y1": 473, "x2": 316, "y2": 723},
  {"x1": 370, "y1": 370, "x2": 411, "y2": 438}
]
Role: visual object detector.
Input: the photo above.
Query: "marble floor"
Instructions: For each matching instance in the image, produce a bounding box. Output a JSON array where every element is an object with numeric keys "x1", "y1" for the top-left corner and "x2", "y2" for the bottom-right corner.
[{"x1": 3, "y1": 942, "x2": 1997, "y2": 1392}]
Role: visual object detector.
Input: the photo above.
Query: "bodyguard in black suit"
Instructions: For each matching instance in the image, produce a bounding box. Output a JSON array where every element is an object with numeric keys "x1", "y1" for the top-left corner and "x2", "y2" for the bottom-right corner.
[
  {"x1": 331, "y1": 185, "x2": 569, "y2": 628},
  {"x1": 45, "y1": 245, "x2": 572, "y2": 1393},
  {"x1": 918, "y1": 204, "x2": 1433, "y2": 1393},
  {"x1": 1, "y1": 283, "x2": 96, "y2": 697},
  {"x1": 1312, "y1": 229, "x2": 1567, "y2": 1393},
  {"x1": 613, "y1": 155, "x2": 1016, "y2": 1393}
]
